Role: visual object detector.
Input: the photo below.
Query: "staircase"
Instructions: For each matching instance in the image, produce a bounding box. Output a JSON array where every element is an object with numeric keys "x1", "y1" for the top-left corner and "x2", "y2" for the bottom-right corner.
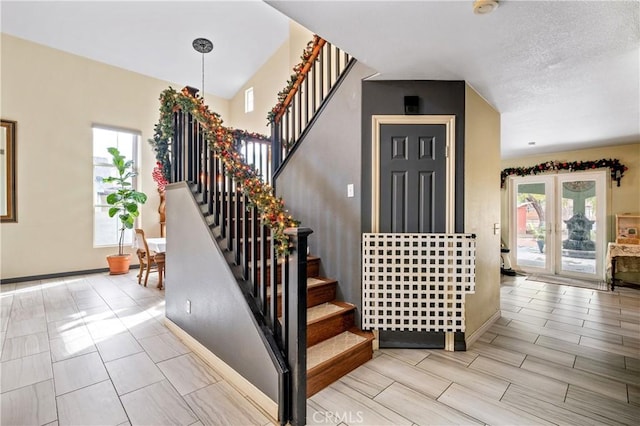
[
  {"x1": 151, "y1": 35, "x2": 360, "y2": 425},
  {"x1": 195, "y1": 186, "x2": 373, "y2": 397}
]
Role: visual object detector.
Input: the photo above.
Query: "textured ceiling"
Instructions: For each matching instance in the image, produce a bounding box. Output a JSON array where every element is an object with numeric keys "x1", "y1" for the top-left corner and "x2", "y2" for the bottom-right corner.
[
  {"x1": 268, "y1": 0, "x2": 640, "y2": 158},
  {"x1": 2, "y1": 1, "x2": 638, "y2": 158},
  {"x1": 1, "y1": 1, "x2": 289, "y2": 99}
]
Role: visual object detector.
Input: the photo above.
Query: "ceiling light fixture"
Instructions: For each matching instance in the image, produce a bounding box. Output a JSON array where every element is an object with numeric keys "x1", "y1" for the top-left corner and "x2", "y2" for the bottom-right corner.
[
  {"x1": 192, "y1": 38, "x2": 214, "y2": 97},
  {"x1": 473, "y1": 0, "x2": 499, "y2": 15}
]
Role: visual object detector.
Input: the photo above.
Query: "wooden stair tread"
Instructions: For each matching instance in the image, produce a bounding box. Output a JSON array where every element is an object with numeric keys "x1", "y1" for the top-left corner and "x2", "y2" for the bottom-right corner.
[
  {"x1": 251, "y1": 255, "x2": 320, "y2": 265},
  {"x1": 307, "y1": 329, "x2": 374, "y2": 371},
  {"x1": 269, "y1": 276, "x2": 337, "y2": 297},
  {"x1": 307, "y1": 301, "x2": 354, "y2": 324},
  {"x1": 307, "y1": 276, "x2": 336, "y2": 288}
]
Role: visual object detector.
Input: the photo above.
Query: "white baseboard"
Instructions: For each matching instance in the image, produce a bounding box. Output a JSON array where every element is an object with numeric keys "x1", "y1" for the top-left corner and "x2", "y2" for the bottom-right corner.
[
  {"x1": 465, "y1": 310, "x2": 501, "y2": 348},
  {"x1": 164, "y1": 318, "x2": 278, "y2": 422}
]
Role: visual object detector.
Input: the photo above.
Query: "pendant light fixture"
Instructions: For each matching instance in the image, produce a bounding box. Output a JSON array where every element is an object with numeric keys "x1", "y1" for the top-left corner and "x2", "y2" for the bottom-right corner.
[{"x1": 192, "y1": 38, "x2": 214, "y2": 97}]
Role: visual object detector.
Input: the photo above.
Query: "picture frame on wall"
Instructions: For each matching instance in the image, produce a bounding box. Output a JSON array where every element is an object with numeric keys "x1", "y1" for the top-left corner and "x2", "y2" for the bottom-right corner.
[{"x1": 1, "y1": 119, "x2": 17, "y2": 222}]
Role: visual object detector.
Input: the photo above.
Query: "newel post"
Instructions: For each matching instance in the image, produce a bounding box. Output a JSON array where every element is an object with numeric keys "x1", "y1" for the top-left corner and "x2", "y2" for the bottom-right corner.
[{"x1": 284, "y1": 227, "x2": 312, "y2": 426}]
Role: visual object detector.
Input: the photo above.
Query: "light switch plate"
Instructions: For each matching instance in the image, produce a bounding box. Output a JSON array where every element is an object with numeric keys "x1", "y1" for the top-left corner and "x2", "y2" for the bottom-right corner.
[{"x1": 347, "y1": 184, "x2": 354, "y2": 198}]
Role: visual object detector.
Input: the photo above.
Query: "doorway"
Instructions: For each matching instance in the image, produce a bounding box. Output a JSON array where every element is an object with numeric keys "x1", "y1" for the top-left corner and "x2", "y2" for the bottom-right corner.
[
  {"x1": 371, "y1": 115, "x2": 455, "y2": 233},
  {"x1": 509, "y1": 171, "x2": 607, "y2": 280},
  {"x1": 371, "y1": 115, "x2": 456, "y2": 348}
]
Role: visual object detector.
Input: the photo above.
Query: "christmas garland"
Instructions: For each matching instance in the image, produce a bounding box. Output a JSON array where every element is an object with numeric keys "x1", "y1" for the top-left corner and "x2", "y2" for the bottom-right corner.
[
  {"x1": 267, "y1": 36, "x2": 320, "y2": 123},
  {"x1": 230, "y1": 129, "x2": 269, "y2": 142},
  {"x1": 149, "y1": 87, "x2": 299, "y2": 256},
  {"x1": 501, "y1": 159, "x2": 628, "y2": 188}
]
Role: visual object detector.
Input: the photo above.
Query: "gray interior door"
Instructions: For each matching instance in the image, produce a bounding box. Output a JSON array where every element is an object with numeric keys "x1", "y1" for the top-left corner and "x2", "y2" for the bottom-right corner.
[
  {"x1": 378, "y1": 123, "x2": 451, "y2": 348},
  {"x1": 379, "y1": 124, "x2": 447, "y2": 233}
]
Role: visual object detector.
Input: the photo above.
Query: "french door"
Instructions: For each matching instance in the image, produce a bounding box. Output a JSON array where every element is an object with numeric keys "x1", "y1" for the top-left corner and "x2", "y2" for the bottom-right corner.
[{"x1": 509, "y1": 171, "x2": 607, "y2": 280}]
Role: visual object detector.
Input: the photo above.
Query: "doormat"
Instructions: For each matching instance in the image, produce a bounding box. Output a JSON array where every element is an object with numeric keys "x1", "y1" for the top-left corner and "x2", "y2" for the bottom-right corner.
[{"x1": 526, "y1": 274, "x2": 609, "y2": 291}]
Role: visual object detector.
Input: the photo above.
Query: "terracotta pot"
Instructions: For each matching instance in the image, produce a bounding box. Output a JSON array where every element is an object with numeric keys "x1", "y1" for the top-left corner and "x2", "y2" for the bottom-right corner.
[{"x1": 107, "y1": 254, "x2": 131, "y2": 275}]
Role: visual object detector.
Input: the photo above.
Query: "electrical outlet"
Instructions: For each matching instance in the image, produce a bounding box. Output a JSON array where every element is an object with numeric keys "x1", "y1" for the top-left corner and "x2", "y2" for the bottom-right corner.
[
  {"x1": 347, "y1": 184, "x2": 354, "y2": 198},
  {"x1": 186, "y1": 300, "x2": 191, "y2": 314}
]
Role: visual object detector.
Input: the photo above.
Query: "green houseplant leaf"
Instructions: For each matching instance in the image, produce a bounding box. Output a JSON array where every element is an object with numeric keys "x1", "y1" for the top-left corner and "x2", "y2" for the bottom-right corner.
[{"x1": 104, "y1": 147, "x2": 147, "y2": 256}]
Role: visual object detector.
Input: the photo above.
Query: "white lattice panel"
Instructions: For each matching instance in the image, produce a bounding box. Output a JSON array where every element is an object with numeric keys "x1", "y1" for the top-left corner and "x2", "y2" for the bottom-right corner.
[{"x1": 362, "y1": 233, "x2": 476, "y2": 332}]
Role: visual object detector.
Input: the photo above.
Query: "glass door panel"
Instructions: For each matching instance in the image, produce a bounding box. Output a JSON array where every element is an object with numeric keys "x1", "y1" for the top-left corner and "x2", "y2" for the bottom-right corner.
[
  {"x1": 557, "y1": 172, "x2": 605, "y2": 279},
  {"x1": 512, "y1": 177, "x2": 553, "y2": 273}
]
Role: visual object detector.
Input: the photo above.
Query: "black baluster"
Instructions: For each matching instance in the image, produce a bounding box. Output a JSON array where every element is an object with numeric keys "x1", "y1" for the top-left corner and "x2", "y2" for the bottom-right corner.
[
  {"x1": 335, "y1": 46, "x2": 340, "y2": 80},
  {"x1": 174, "y1": 111, "x2": 182, "y2": 181},
  {"x1": 281, "y1": 254, "x2": 289, "y2": 351},
  {"x1": 242, "y1": 192, "x2": 249, "y2": 281},
  {"x1": 297, "y1": 87, "x2": 302, "y2": 137},
  {"x1": 227, "y1": 176, "x2": 234, "y2": 251},
  {"x1": 234, "y1": 182, "x2": 242, "y2": 265},
  {"x1": 251, "y1": 205, "x2": 259, "y2": 297},
  {"x1": 208, "y1": 149, "x2": 215, "y2": 215},
  {"x1": 198, "y1": 125, "x2": 204, "y2": 196},
  {"x1": 282, "y1": 114, "x2": 289, "y2": 158},
  {"x1": 326, "y1": 42, "x2": 332, "y2": 91},
  {"x1": 311, "y1": 63, "x2": 317, "y2": 116},
  {"x1": 291, "y1": 98, "x2": 296, "y2": 147},
  {"x1": 220, "y1": 163, "x2": 227, "y2": 239},
  {"x1": 334, "y1": 45, "x2": 340, "y2": 86},
  {"x1": 319, "y1": 45, "x2": 325, "y2": 102},
  {"x1": 260, "y1": 223, "x2": 268, "y2": 315},
  {"x1": 187, "y1": 113, "x2": 193, "y2": 182},
  {"x1": 271, "y1": 122, "x2": 281, "y2": 177},
  {"x1": 172, "y1": 111, "x2": 178, "y2": 182},
  {"x1": 270, "y1": 244, "x2": 279, "y2": 335}
]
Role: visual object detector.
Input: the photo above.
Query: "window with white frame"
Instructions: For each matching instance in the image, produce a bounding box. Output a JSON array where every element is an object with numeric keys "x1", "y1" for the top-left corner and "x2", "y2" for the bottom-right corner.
[
  {"x1": 92, "y1": 126, "x2": 140, "y2": 247},
  {"x1": 244, "y1": 87, "x2": 254, "y2": 113}
]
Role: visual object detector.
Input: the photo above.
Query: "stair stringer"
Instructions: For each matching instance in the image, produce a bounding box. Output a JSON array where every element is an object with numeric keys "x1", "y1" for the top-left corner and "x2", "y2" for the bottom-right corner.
[{"x1": 164, "y1": 182, "x2": 284, "y2": 417}]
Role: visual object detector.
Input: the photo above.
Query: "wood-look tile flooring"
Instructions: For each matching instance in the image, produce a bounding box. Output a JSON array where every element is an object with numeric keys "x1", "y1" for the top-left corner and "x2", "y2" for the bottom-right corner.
[
  {"x1": 0, "y1": 273, "x2": 271, "y2": 426},
  {"x1": 1, "y1": 272, "x2": 639, "y2": 425},
  {"x1": 309, "y1": 275, "x2": 640, "y2": 426}
]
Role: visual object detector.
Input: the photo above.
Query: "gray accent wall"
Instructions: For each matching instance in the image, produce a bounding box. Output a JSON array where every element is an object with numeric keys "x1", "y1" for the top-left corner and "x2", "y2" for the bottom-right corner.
[
  {"x1": 361, "y1": 80, "x2": 466, "y2": 233},
  {"x1": 275, "y1": 62, "x2": 376, "y2": 325},
  {"x1": 165, "y1": 182, "x2": 279, "y2": 402}
]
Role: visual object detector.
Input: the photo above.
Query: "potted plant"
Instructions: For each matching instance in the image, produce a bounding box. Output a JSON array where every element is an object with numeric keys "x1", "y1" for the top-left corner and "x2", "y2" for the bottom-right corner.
[{"x1": 103, "y1": 147, "x2": 148, "y2": 274}]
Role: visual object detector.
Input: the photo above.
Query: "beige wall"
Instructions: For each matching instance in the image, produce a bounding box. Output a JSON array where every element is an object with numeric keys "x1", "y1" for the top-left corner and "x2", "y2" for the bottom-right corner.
[
  {"x1": 227, "y1": 22, "x2": 313, "y2": 134},
  {"x1": 227, "y1": 42, "x2": 289, "y2": 135},
  {"x1": 500, "y1": 143, "x2": 640, "y2": 243},
  {"x1": 463, "y1": 84, "x2": 502, "y2": 340},
  {"x1": 0, "y1": 34, "x2": 229, "y2": 279}
]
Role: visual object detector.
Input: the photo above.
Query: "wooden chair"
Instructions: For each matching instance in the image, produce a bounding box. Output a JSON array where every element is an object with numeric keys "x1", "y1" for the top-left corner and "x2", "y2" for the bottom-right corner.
[{"x1": 134, "y1": 229, "x2": 165, "y2": 289}]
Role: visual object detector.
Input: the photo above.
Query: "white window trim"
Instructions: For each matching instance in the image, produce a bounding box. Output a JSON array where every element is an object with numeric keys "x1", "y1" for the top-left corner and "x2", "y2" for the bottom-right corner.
[
  {"x1": 92, "y1": 125, "x2": 142, "y2": 248},
  {"x1": 244, "y1": 87, "x2": 254, "y2": 113}
]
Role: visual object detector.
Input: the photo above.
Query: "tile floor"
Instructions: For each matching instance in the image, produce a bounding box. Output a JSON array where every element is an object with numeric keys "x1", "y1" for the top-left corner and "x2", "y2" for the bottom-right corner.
[
  {"x1": 307, "y1": 275, "x2": 640, "y2": 425},
  {"x1": 1, "y1": 272, "x2": 639, "y2": 425},
  {"x1": 0, "y1": 273, "x2": 271, "y2": 426}
]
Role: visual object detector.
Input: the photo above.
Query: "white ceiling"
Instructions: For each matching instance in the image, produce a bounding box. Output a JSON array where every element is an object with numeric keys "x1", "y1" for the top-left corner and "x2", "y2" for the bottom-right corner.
[
  {"x1": 2, "y1": 1, "x2": 639, "y2": 158},
  {"x1": 269, "y1": 0, "x2": 640, "y2": 158},
  {"x1": 0, "y1": 0, "x2": 289, "y2": 99}
]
